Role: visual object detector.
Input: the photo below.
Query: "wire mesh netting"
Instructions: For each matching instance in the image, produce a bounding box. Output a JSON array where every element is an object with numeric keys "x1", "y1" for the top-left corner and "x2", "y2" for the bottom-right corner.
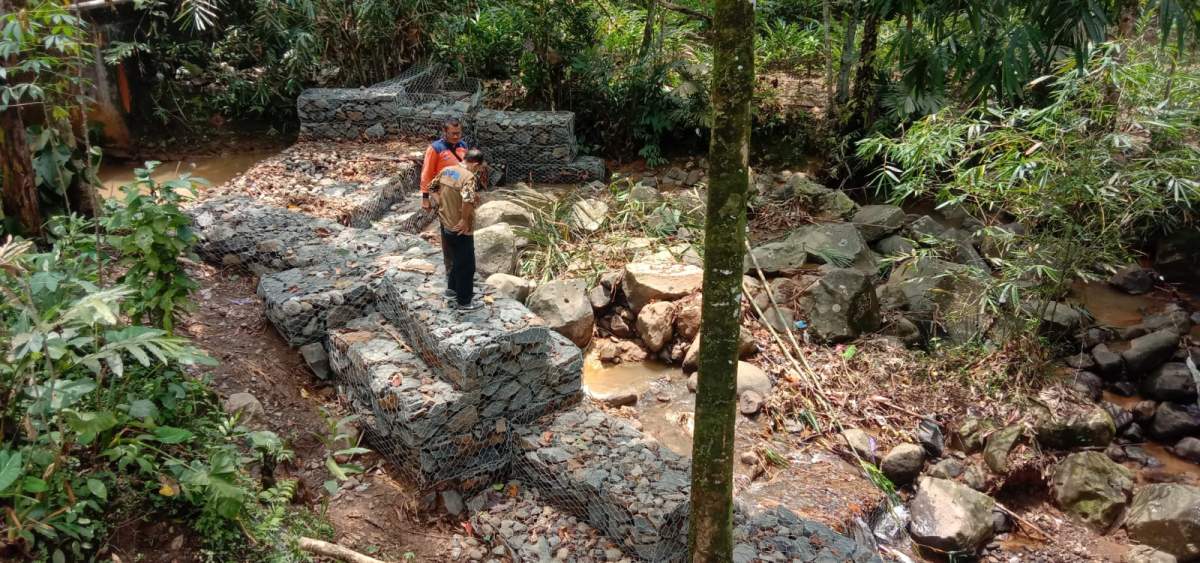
[
  {"x1": 297, "y1": 62, "x2": 605, "y2": 185},
  {"x1": 180, "y1": 62, "x2": 881, "y2": 562}
]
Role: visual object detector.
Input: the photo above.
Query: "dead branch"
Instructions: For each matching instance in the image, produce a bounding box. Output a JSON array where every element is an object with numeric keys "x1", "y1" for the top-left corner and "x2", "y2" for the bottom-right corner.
[{"x1": 297, "y1": 537, "x2": 389, "y2": 563}]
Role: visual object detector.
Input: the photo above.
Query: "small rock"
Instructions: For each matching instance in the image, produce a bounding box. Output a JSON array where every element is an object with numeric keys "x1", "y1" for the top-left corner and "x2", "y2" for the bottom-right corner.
[
  {"x1": 1143, "y1": 363, "x2": 1199, "y2": 403},
  {"x1": 486, "y1": 273, "x2": 535, "y2": 303},
  {"x1": 1122, "y1": 329, "x2": 1180, "y2": 375},
  {"x1": 880, "y1": 443, "x2": 926, "y2": 485},
  {"x1": 1068, "y1": 371, "x2": 1104, "y2": 402},
  {"x1": 917, "y1": 418, "x2": 946, "y2": 457},
  {"x1": 963, "y1": 464, "x2": 988, "y2": 491},
  {"x1": 983, "y1": 425, "x2": 1024, "y2": 474},
  {"x1": 442, "y1": 490, "x2": 465, "y2": 516},
  {"x1": 1133, "y1": 400, "x2": 1159, "y2": 423},
  {"x1": 1151, "y1": 402, "x2": 1200, "y2": 441},
  {"x1": 1109, "y1": 264, "x2": 1157, "y2": 295},
  {"x1": 1065, "y1": 352, "x2": 1097, "y2": 371},
  {"x1": 736, "y1": 361, "x2": 772, "y2": 396},
  {"x1": 908, "y1": 477, "x2": 997, "y2": 554},
  {"x1": 738, "y1": 390, "x2": 764, "y2": 416},
  {"x1": 636, "y1": 301, "x2": 676, "y2": 353},
  {"x1": 223, "y1": 392, "x2": 264, "y2": 422},
  {"x1": 570, "y1": 199, "x2": 609, "y2": 232},
  {"x1": 739, "y1": 451, "x2": 758, "y2": 465},
  {"x1": 1172, "y1": 437, "x2": 1200, "y2": 463},
  {"x1": 928, "y1": 458, "x2": 965, "y2": 480},
  {"x1": 1033, "y1": 405, "x2": 1115, "y2": 450},
  {"x1": 851, "y1": 205, "x2": 906, "y2": 241},
  {"x1": 1092, "y1": 343, "x2": 1124, "y2": 378},
  {"x1": 686, "y1": 373, "x2": 697, "y2": 393},
  {"x1": 840, "y1": 428, "x2": 878, "y2": 462},
  {"x1": 1123, "y1": 545, "x2": 1178, "y2": 563}
]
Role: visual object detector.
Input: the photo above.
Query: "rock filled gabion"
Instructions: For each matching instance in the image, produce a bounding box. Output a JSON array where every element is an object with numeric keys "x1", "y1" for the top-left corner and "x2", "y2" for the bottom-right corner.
[
  {"x1": 296, "y1": 63, "x2": 605, "y2": 182},
  {"x1": 513, "y1": 405, "x2": 692, "y2": 562},
  {"x1": 190, "y1": 197, "x2": 399, "y2": 274},
  {"x1": 376, "y1": 266, "x2": 584, "y2": 425},
  {"x1": 458, "y1": 485, "x2": 625, "y2": 562},
  {"x1": 732, "y1": 506, "x2": 882, "y2": 563},
  {"x1": 328, "y1": 314, "x2": 511, "y2": 489},
  {"x1": 256, "y1": 241, "x2": 433, "y2": 346}
]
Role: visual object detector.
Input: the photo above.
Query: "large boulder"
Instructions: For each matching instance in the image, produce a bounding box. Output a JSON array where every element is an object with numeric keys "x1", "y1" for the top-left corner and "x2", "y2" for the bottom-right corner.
[
  {"x1": 1143, "y1": 363, "x2": 1199, "y2": 403},
  {"x1": 1022, "y1": 301, "x2": 1090, "y2": 338},
  {"x1": 744, "y1": 240, "x2": 807, "y2": 273},
  {"x1": 1123, "y1": 329, "x2": 1181, "y2": 375},
  {"x1": 851, "y1": 205, "x2": 906, "y2": 242},
  {"x1": 1050, "y1": 451, "x2": 1134, "y2": 529},
  {"x1": 1154, "y1": 229, "x2": 1200, "y2": 286},
  {"x1": 526, "y1": 279, "x2": 594, "y2": 347},
  {"x1": 983, "y1": 425, "x2": 1025, "y2": 474},
  {"x1": 874, "y1": 235, "x2": 915, "y2": 257},
  {"x1": 1124, "y1": 546, "x2": 1179, "y2": 563},
  {"x1": 781, "y1": 222, "x2": 876, "y2": 273},
  {"x1": 1150, "y1": 402, "x2": 1200, "y2": 441},
  {"x1": 1033, "y1": 404, "x2": 1115, "y2": 450},
  {"x1": 787, "y1": 174, "x2": 858, "y2": 219},
  {"x1": 1125, "y1": 484, "x2": 1200, "y2": 561},
  {"x1": 623, "y1": 260, "x2": 703, "y2": 312},
  {"x1": 909, "y1": 477, "x2": 997, "y2": 554},
  {"x1": 473, "y1": 223, "x2": 519, "y2": 276},
  {"x1": 1093, "y1": 343, "x2": 1125, "y2": 379},
  {"x1": 1173, "y1": 437, "x2": 1200, "y2": 463},
  {"x1": 569, "y1": 198, "x2": 609, "y2": 232},
  {"x1": 636, "y1": 301, "x2": 676, "y2": 353},
  {"x1": 879, "y1": 257, "x2": 987, "y2": 342},
  {"x1": 795, "y1": 268, "x2": 881, "y2": 343},
  {"x1": 485, "y1": 273, "x2": 535, "y2": 303},
  {"x1": 474, "y1": 200, "x2": 534, "y2": 230},
  {"x1": 682, "y1": 329, "x2": 756, "y2": 372}
]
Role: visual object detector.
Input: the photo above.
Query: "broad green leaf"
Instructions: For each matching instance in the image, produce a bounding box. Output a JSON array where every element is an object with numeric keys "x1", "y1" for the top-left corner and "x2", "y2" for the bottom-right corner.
[
  {"x1": 325, "y1": 456, "x2": 348, "y2": 480},
  {"x1": 129, "y1": 399, "x2": 159, "y2": 420},
  {"x1": 333, "y1": 447, "x2": 371, "y2": 457},
  {"x1": 152, "y1": 426, "x2": 194, "y2": 444},
  {"x1": 86, "y1": 478, "x2": 107, "y2": 501},
  {"x1": 66, "y1": 411, "x2": 119, "y2": 437},
  {"x1": 0, "y1": 451, "x2": 23, "y2": 493},
  {"x1": 22, "y1": 476, "x2": 48, "y2": 493}
]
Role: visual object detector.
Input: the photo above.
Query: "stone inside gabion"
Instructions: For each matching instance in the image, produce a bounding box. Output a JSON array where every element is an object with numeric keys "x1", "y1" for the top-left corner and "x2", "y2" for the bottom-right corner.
[{"x1": 296, "y1": 62, "x2": 604, "y2": 182}]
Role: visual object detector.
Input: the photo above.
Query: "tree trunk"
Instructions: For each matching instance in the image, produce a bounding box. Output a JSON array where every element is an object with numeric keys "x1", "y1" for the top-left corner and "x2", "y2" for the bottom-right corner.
[
  {"x1": 822, "y1": 0, "x2": 834, "y2": 106},
  {"x1": 687, "y1": 0, "x2": 752, "y2": 561},
  {"x1": 1, "y1": 108, "x2": 41, "y2": 237},
  {"x1": 844, "y1": 9, "x2": 879, "y2": 133},
  {"x1": 640, "y1": 0, "x2": 659, "y2": 60},
  {"x1": 1103, "y1": 0, "x2": 1139, "y2": 120},
  {"x1": 834, "y1": 9, "x2": 860, "y2": 107}
]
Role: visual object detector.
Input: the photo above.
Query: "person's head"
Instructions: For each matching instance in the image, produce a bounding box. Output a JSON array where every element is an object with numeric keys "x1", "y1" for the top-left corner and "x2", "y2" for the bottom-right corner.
[
  {"x1": 442, "y1": 117, "x2": 463, "y2": 144},
  {"x1": 464, "y1": 149, "x2": 485, "y2": 173}
]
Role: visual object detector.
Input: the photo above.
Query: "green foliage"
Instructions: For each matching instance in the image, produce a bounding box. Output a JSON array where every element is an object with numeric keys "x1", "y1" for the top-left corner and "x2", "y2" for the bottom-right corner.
[
  {"x1": 859, "y1": 42, "x2": 1200, "y2": 321},
  {"x1": 312, "y1": 408, "x2": 369, "y2": 496},
  {"x1": 102, "y1": 162, "x2": 206, "y2": 332},
  {"x1": 0, "y1": 206, "x2": 324, "y2": 561}
]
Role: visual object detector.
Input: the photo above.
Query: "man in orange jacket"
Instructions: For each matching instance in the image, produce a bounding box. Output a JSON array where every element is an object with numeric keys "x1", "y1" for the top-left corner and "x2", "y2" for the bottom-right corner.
[{"x1": 420, "y1": 118, "x2": 470, "y2": 210}]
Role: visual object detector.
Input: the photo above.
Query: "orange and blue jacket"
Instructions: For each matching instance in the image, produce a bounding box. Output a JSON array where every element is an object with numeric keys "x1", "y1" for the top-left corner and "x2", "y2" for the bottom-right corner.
[{"x1": 420, "y1": 138, "x2": 469, "y2": 194}]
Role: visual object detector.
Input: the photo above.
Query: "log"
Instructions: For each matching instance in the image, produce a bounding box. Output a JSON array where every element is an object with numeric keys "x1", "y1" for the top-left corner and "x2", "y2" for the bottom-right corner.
[{"x1": 297, "y1": 537, "x2": 388, "y2": 563}]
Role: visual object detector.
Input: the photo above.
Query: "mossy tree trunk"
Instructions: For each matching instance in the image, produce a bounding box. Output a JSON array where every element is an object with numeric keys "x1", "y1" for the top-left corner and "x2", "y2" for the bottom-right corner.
[{"x1": 687, "y1": 0, "x2": 752, "y2": 561}]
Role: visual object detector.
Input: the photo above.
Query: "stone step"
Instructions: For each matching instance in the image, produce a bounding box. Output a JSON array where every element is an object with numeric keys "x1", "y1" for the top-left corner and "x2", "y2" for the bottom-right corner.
[
  {"x1": 190, "y1": 171, "x2": 417, "y2": 274},
  {"x1": 459, "y1": 483, "x2": 624, "y2": 562},
  {"x1": 513, "y1": 405, "x2": 691, "y2": 562},
  {"x1": 257, "y1": 240, "x2": 438, "y2": 346},
  {"x1": 507, "y1": 156, "x2": 606, "y2": 184},
  {"x1": 376, "y1": 264, "x2": 583, "y2": 405},
  {"x1": 475, "y1": 109, "x2": 577, "y2": 147},
  {"x1": 328, "y1": 314, "x2": 511, "y2": 489}
]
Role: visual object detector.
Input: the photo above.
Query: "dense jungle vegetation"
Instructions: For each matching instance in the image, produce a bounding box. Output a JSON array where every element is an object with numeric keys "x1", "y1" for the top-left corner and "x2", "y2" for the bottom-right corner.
[{"x1": 2, "y1": 0, "x2": 1200, "y2": 561}]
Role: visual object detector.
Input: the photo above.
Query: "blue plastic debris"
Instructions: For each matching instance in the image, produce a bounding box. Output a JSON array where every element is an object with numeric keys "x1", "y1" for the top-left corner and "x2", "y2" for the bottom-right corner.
[{"x1": 794, "y1": 320, "x2": 808, "y2": 329}]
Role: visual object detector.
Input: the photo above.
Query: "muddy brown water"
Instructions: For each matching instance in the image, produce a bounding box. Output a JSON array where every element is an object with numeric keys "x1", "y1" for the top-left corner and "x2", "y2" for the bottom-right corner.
[{"x1": 98, "y1": 151, "x2": 273, "y2": 198}]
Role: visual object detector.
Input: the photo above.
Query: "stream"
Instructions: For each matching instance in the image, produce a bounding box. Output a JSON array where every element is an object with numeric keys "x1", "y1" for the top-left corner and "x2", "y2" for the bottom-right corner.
[{"x1": 98, "y1": 151, "x2": 274, "y2": 198}]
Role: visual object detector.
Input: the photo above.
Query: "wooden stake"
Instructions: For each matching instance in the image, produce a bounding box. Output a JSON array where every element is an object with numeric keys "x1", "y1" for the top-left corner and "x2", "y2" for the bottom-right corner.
[{"x1": 297, "y1": 537, "x2": 389, "y2": 563}]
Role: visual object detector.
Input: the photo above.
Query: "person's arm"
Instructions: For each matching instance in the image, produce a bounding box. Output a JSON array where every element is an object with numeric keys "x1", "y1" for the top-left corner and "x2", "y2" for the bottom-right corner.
[
  {"x1": 456, "y1": 201, "x2": 475, "y2": 234},
  {"x1": 419, "y1": 146, "x2": 438, "y2": 209}
]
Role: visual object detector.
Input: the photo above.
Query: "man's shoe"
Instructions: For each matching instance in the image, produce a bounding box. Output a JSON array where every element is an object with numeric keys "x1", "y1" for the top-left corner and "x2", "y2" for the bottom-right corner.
[
  {"x1": 455, "y1": 300, "x2": 484, "y2": 311},
  {"x1": 443, "y1": 288, "x2": 457, "y2": 299}
]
